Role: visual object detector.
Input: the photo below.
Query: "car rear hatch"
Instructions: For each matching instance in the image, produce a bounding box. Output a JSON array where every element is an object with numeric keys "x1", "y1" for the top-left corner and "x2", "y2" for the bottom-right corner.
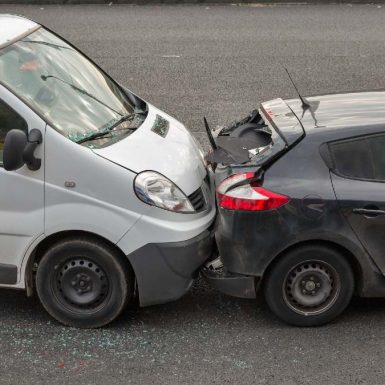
[
  {"x1": 206, "y1": 98, "x2": 304, "y2": 170},
  {"x1": 203, "y1": 98, "x2": 305, "y2": 298}
]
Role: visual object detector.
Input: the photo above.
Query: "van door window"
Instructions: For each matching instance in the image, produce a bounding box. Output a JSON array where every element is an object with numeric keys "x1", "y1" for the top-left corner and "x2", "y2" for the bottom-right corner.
[{"x1": 0, "y1": 98, "x2": 28, "y2": 164}]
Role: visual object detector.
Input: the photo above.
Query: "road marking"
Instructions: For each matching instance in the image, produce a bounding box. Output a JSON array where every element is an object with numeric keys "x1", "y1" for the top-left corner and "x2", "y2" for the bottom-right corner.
[{"x1": 161, "y1": 55, "x2": 181, "y2": 58}]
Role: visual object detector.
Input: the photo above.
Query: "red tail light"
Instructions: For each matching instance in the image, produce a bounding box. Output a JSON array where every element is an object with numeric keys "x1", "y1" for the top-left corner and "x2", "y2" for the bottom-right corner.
[{"x1": 217, "y1": 172, "x2": 290, "y2": 211}]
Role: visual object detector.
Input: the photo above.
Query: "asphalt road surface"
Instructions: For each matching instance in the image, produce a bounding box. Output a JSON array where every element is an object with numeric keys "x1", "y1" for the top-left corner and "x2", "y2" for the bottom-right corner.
[{"x1": 1, "y1": 3, "x2": 385, "y2": 384}]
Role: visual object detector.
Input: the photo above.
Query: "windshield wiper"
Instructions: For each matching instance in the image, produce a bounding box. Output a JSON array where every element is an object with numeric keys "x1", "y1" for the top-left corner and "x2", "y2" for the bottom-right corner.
[
  {"x1": 41, "y1": 74, "x2": 124, "y2": 116},
  {"x1": 21, "y1": 40, "x2": 71, "y2": 51},
  {"x1": 76, "y1": 113, "x2": 141, "y2": 144}
]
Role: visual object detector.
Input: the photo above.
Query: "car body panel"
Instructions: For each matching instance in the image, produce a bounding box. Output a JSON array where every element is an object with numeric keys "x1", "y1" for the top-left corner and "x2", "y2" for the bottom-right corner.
[
  {"x1": 0, "y1": 84, "x2": 45, "y2": 287},
  {"x1": 128, "y1": 230, "x2": 214, "y2": 307},
  {"x1": 0, "y1": 15, "x2": 215, "y2": 308},
  {"x1": 286, "y1": 91, "x2": 385, "y2": 133},
  {"x1": 216, "y1": 135, "x2": 351, "y2": 276},
  {"x1": 94, "y1": 103, "x2": 207, "y2": 196},
  {"x1": 260, "y1": 98, "x2": 304, "y2": 145},
  {"x1": 0, "y1": 14, "x2": 38, "y2": 48},
  {"x1": 213, "y1": 92, "x2": 385, "y2": 298},
  {"x1": 331, "y1": 172, "x2": 385, "y2": 274},
  {"x1": 44, "y1": 124, "x2": 147, "y2": 243}
]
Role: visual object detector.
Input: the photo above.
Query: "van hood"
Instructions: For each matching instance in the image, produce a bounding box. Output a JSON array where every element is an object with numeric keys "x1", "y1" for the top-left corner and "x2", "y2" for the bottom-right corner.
[{"x1": 92, "y1": 104, "x2": 207, "y2": 195}]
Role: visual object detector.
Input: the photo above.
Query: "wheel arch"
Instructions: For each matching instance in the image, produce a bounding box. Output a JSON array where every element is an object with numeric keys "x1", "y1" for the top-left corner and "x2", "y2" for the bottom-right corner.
[
  {"x1": 262, "y1": 239, "x2": 363, "y2": 293},
  {"x1": 24, "y1": 230, "x2": 136, "y2": 297}
]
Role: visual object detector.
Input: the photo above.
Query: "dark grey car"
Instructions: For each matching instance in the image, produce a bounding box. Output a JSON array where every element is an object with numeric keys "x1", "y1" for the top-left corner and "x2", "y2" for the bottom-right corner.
[{"x1": 203, "y1": 91, "x2": 385, "y2": 326}]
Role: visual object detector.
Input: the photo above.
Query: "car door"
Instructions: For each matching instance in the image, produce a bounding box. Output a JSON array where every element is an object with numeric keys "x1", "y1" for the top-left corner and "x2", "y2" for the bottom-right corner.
[
  {"x1": 329, "y1": 133, "x2": 385, "y2": 273},
  {"x1": 0, "y1": 85, "x2": 45, "y2": 285}
]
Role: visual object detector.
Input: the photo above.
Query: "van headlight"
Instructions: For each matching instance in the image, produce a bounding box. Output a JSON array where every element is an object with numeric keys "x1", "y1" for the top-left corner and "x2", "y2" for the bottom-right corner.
[{"x1": 134, "y1": 171, "x2": 195, "y2": 213}]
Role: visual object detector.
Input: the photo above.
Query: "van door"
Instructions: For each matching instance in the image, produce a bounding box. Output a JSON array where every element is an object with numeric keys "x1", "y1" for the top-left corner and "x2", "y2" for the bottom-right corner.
[
  {"x1": 329, "y1": 133, "x2": 385, "y2": 273},
  {"x1": 0, "y1": 86, "x2": 45, "y2": 285}
]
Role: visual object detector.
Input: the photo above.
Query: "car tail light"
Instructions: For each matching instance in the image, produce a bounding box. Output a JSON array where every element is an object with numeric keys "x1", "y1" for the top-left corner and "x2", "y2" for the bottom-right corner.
[{"x1": 217, "y1": 172, "x2": 289, "y2": 211}]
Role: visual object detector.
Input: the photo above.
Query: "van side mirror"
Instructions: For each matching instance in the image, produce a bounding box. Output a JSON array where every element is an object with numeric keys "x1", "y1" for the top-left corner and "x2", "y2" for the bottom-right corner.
[{"x1": 3, "y1": 129, "x2": 43, "y2": 171}]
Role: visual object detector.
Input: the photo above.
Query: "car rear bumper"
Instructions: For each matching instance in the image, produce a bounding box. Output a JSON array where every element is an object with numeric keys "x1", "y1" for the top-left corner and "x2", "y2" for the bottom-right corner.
[
  {"x1": 215, "y1": 206, "x2": 292, "y2": 277},
  {"x1": 201, "y1": 265, "x2": 257, "y2": 299},
  {"x1": 127, "y1": 229, "x2": 215, "y2": 307}
]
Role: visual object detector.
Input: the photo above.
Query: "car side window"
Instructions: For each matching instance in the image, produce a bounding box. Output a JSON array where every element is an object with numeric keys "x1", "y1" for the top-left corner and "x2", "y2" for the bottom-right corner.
[
  {"x1": 329, "y1": 134, "x2": 385, "y2": 182},
  {"x1": 0, "y1": 99, "x2": 28, "y2": 164},
  {"x1": 369, "y1": 135, "x2": 385, "y2": 181}
]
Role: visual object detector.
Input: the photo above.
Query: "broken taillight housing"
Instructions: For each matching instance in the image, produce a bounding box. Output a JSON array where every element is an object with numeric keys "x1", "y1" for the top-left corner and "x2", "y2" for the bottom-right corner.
[{"x1": 217, "y1": 172, "x2": 289, "y2": 211}]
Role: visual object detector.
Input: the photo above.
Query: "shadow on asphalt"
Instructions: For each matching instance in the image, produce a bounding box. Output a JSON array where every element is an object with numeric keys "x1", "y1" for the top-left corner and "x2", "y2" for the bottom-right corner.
[{"x1": 2, "y1": 277, "x2": 385, "y2": 329}]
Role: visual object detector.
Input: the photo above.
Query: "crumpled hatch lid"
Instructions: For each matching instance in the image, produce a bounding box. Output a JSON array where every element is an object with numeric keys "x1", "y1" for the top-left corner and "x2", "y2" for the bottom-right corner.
[
  {"x1": 260, "y1": 98, "x2": 304, "y2": 147},
  {"x1": 206, "y1": 98, "x2": 304, "y2": 166}
]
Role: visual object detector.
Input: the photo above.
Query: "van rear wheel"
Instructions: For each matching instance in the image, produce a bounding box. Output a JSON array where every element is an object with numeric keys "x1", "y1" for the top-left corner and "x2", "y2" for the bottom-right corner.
[
  {"x1": 264, "y1": 245, "x2": 354, "y2": 326},
  {"x1": 36, "y1": 237, "x2": 134, "y2": 328}
]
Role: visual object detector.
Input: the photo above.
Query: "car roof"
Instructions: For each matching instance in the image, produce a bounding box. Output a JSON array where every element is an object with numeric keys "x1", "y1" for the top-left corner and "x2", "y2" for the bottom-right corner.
[
  {"x1": 284, "y1": 91, "x2": 385, "y2": 139},
  {"x1": 0, "y1": 14, "x2": 39, "y2": 48}
]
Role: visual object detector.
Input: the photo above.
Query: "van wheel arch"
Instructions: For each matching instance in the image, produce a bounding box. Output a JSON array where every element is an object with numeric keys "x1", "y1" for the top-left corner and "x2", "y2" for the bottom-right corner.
[
  {"x1": 25, "y1": 230, "x2": 137, "y2": 298},
  {"x1": 263, "y1": 240, "x2": 362, "y2": 294}
]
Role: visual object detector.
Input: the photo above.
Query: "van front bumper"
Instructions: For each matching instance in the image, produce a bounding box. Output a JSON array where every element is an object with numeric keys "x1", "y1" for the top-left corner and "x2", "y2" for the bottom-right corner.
[{"x1": 127, "y1": 230, "x2": 215, "y2": 307}]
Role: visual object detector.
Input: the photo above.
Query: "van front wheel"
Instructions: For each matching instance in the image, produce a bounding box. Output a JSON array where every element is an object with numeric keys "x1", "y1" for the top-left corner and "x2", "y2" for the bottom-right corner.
[{"x1": 36, "y1": 237, "x2": 133, "y2": 328}]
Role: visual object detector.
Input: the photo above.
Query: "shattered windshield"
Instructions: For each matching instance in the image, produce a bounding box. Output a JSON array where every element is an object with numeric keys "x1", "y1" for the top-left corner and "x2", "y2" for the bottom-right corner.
[{"x1": 0, "y1": 27, "x2": 138, "y2": 144}]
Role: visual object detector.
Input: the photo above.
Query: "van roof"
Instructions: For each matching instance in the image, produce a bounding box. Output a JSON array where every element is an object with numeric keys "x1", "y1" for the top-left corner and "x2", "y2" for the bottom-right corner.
[{"x1": 0, "y1": 14, "x2": 39, "y2": 48}]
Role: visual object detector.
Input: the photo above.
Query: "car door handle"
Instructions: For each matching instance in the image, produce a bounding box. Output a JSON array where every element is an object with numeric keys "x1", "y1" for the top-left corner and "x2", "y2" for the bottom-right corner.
[{"x1": 353, "y1": 208, "x2": 385, "y2": 216}]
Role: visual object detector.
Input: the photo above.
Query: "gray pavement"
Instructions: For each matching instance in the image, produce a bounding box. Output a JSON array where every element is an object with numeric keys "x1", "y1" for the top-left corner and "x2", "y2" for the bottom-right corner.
[{"x1": 1, "y1": 4, "x2": 385, "y2": 384}]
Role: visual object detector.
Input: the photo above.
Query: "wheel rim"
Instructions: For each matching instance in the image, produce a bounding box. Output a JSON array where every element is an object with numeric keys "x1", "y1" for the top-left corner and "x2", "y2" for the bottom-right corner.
[
  {"x1": 282, "y1": 260, "x2": 340, "y2": 316},
  {"x1": 54, "y1": 258, "x2": 110, "y2": 312}
]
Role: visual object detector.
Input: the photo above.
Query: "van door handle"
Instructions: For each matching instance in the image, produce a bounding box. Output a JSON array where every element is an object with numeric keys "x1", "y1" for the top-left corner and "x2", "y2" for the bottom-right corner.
[{"x1": 353, "y1": 208, "x2": 385, "y2": 217}]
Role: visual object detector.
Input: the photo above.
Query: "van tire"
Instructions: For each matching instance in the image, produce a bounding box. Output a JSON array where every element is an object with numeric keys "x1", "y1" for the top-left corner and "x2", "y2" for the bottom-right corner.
[
  {"x1": 36, "y1": 237, "x2": 133, "y2": 328},
  {"x1": 264, "y1": 245, "x2": 354, "y2": 326}
]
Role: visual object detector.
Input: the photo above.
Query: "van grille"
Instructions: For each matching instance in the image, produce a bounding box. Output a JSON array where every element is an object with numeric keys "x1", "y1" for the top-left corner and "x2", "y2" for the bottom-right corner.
[{"x1": 188, "y1": 186, "x2": 207, "y2": 212}]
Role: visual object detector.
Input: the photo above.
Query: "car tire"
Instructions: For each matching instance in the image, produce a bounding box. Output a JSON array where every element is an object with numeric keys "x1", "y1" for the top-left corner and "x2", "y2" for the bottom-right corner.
[
  {"x1": 36, "y1": 237, "x2": 134, "y2": 328},
  {"x1": 264, "y1": 245, "x2": 354, "y2": 326}
]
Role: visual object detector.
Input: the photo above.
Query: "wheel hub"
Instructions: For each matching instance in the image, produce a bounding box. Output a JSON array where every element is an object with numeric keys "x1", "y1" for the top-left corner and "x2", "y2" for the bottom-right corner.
[
  {"x1": 71, "y1": 273, "x2": 93, "y2": 294},
  {"x1": 56, "y1": 258, "x2": 109, "y2": 309},
  {"x1": 304, "y1": 280, "x2": 316, "y2": 292},
  {"x1": 283, "y1": 261, "x2": 340, "y2": 315}
]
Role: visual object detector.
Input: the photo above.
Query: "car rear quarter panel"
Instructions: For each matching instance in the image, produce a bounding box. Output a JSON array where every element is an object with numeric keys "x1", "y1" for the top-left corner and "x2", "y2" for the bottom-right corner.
[{"x1": 218, "y1": 135, "x2": 381, "y2": 292}]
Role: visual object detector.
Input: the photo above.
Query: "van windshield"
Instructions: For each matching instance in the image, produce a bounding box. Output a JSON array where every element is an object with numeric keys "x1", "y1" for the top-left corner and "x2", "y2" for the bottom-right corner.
[{"x1": 0, "y1": 27, "x2": 137, "y2": 143}]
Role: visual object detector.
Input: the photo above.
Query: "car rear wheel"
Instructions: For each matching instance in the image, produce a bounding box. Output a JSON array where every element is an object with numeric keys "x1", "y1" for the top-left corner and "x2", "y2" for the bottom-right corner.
[
  {"x1": 264, "y1": 245, "x2": 354, "y2": 326},
  {"x1": 36, "y1": 237, "x2": 134, "y2": 328}
]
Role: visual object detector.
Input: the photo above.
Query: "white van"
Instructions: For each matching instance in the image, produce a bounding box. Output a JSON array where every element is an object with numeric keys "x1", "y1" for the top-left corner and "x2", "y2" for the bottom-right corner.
[{"x1": 0, "y1": 14, "x2": 216, "y2": 328}]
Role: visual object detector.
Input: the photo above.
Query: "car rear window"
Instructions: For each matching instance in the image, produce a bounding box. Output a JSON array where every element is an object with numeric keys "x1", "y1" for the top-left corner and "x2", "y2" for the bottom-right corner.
[{"x1": 329, "y1": 134, "x2": 385, "y2": 181}]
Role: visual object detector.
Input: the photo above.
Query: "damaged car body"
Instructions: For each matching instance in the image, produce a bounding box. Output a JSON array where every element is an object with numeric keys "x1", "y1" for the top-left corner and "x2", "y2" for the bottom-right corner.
[{"x1": 204, "y1": 90, "x2": 385, "y2": 326}]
